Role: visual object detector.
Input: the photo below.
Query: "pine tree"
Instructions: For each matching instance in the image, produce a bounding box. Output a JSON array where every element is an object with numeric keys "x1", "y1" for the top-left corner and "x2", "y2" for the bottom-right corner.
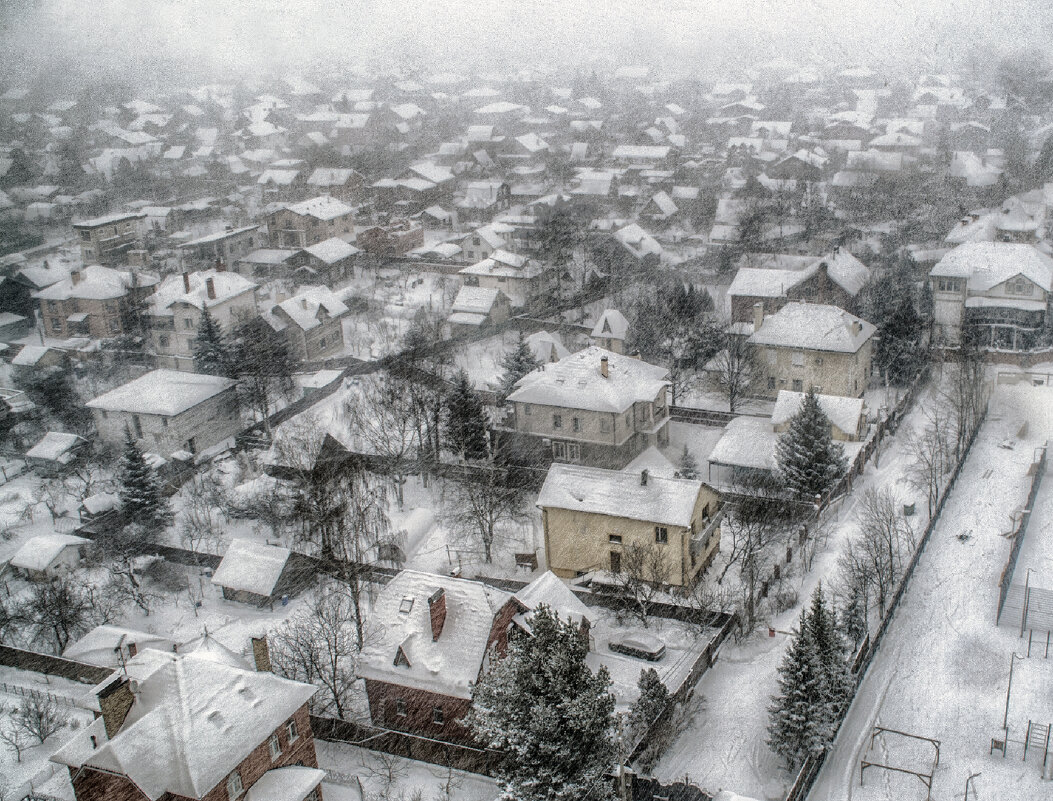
[
  {"x1": 630, "y1": 667, "x2": 670, "y2": 735},
  {"x1": 767, "y1": 617, "x2": 827, "y2": 769},
  {"x1": 444, "y1": 371, "x2": 489, "y2": 460},
  {"x1": 499, "y1": 334, "x2": 541, "y2": 400},
  {"x1": 117, "y1": 430, "x2": 172, "y2": 531},
  {"x1": 192, "y1": 307, "x2": 232, "y2": 376},
  {"x1": 678, "y1": 445, "x2": 700, "y2": 480},
  {"x1": 842, "y1": 583, "x2": 868, "y2": 648},
  {"x1": 774, "y1": 387, "x2": 848, "y2": 502},
  {"x1": 804, "y1": 584, "x2": 851, "y2": 732},
  {"x1": 467, "y1": 606, "x2": 616, "y2": 801}
]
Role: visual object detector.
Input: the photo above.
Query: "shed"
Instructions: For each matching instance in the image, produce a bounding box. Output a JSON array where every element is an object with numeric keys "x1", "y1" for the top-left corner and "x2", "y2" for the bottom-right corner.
[
  {"x1": 8, "y1": 533, "x2": 89, "y2": 580},
  {"x1": 211, "y1": 538, "x2": 297, "y2": 607},
  {"x1": 25, "y1": 431, "x2": 88, "y2": 475}
]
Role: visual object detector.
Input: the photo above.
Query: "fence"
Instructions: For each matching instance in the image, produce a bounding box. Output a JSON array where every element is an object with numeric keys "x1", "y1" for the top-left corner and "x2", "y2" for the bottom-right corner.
[
  {"x1": 0, "y1": 680, "x2": 80, "y2": 708},
  {"x1": 783, "y1": 401, "x2": 988, "y2": 801},
  {"x1": 0, "y1": 644, "x2": 112, "y2": 685},
  {"x1": 997, "y1": 444, "x2": 1048, "y2": 620}
]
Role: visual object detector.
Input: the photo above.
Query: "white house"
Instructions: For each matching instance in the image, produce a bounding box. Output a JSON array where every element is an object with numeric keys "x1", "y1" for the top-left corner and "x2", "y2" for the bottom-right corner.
[{"x1": 7, "y1": 534, "x2": 89, "y2": 580}]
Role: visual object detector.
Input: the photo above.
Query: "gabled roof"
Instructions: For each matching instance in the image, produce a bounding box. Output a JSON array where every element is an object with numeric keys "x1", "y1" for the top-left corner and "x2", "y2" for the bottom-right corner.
[
  {"x1": 25, "y1": 431, "x2": 86, "y2": 463},
  {"x1": 513, "y1": 571, "x2": 591, "y2": 629},
  {"x1": 9, "y1": 534, "x2": 88, "y2": 572},
  {"x1": 507, "y1": 346, "x2": 668, "y2": 413},
  {"x1": 268, "y1": 286, "x2": 349, "y2": 332},
  {"x1": 590, "y1": 309, "x2": 629, "y2": 340},
  {"x1": 33, "y1": 265, "x2": 158, "y2": 302},
  {"x1": 931, "y1": 242, "x2": 1053, "y2": 292},
  {"x1": 772, "y1": 390, "x2": 864, "y2": 436},
  {"x1": 451, "y1": 285, "x2": 502, "y2": 315},
  {"x1": 304, "y1": 237, "x2": 360, "y2": 264},
  {"x1": 50, "y1": 649, "x2": 315, "y2": 800},
  {"x1": 357, "y1": 570, "x2": 513, "y2": 700},
  {"x1": 86, "y1": 369, "x2": 237, "y2": 416},
  {"x1": 211, "y1": 538, "x2": 291, "y2": 597},
  {"x1": 62, "y1": 625, "x2": 177, "y2": 667},
  {"x1": 537, "y1": 463, "x2": 705, "y2": 528},
  {"x1": 147, "y1": 269, "x2": 257, "y2": 315},
  {"x1": 283, "y1": 195, "x2": 354, "y2": 221},
  {"x1": 749, "y1": 302, "x2": 876, "y2": 353}
]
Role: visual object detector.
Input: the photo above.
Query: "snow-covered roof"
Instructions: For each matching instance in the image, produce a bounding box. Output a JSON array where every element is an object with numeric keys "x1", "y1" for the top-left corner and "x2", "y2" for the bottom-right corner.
[
  {"x1": 357, "y1": 570, "x2": 513, "y2": 700},
  {"x1": 749, "y1": 302, "x2": 876, "y2": 353},
  {"x1": 304, "y1": 236, "x2": 360, "y2": 264},
  {"x1": 614, "y1": 224, "x2": 663, "y2": 259},
  {"x1": 9, "y1": 534, "x2": 88, "y2": 572},
  {"x1": 707, "y1": 416, "x2": 778, "y2": 471},
  {"x1": 306, "y1": 167, "x2": 359, "y2": 186},
  {"x1": 268, "y1": 286, "x2": 349, "y2": 332},
  {"x1": 245, "y1": 767, "x2": 326, "y2": 801},
  {"x1": 451, "y1": 285, "x2": 502, "y2": 315},
  {"x1": 33, "y1": 265, "x2": 158, "y2": 302},
  {"x1": 513, "y1": 571, "x2": 591, "y2": 629},
  {"x1": 62, "y1": 625, "x2": 177, "y2": 667},
  {"x1": 181, "y1": 632, "x2": 252, "y2": 670},
  {"x1": 86, "y1": 369, "x2": 237, "y2": 416},
  {"x1": 772, "y1": 391, "x2": 864, "y2": 436},
  {"x1": 819, "y1": 249, "x2": 871, "y2": 296},
  {"x1": 728, "y1": 267, "x2": 810, "y2": 298},
  {"x1": 611, "y1": 144, "x2": 671, "y2": 160},
  {"x1": 931, "y1": 242, "x2": 1053, "y2": 293},
  {"x1": 284, "y1": 195, "x2": 353, "y2": 221},
  {"x1": 211, "y1": 538, "x2": 291, "y2": 597},
  {"x1": 507, "y1": 346, "x2": 668, "y2": 413},
  {"x1": 81, "y1": 491, "x2": 120, "y2": 515},
  {"x1": 72, "y1": 211, "x2": 145, "y2": 228},
  {"x1": 590, "y1": 309, "x2": 629, "y2": 340},
  {"x1": 647, "y1": 190, "x2": 678, "y2": 217},
  {"x1": 179, "y1": 225, "x2": 259, "y2": 248},
  {"x1": 147, "y1": 269, "x2": 257, "y2": 315},
  {"x1": 525, "y1": 330, "x2": 570, "y2": 363},
  {"x1": 26, "y1": 431, "x2": 86, "y2": 463},
  {"x1": 537, "y1": 463, "x2": 705, "y2": 528},
  {"x1": 50, "y1": 649, "x2": 316, "y2": 801},
  {"x1": 447, "y1": 311, "x2": 487, "y2": 327}
]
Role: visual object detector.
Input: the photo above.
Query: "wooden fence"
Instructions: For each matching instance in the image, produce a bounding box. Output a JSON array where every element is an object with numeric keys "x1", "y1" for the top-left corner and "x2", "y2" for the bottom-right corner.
[{"x1": 997, "y1": 444, "x2": 1048, "y2": 620}]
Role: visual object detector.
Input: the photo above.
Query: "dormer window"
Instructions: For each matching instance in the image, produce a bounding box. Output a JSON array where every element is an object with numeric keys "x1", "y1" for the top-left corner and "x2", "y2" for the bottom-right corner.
[{"x1": 394, "y1": 646, "x2": 411, "y2": 667}]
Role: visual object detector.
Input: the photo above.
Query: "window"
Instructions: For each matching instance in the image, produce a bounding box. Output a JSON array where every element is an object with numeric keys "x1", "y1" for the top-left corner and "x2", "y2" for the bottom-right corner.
[
  {"x1": 655, "y1": 526, "x2": 669, "y2": 544},
  {"x1": 572, "y1": 417, "x2": 580, "y2": 432},
  {"x1": 286, "y1": 720, "x2": 299, "y2": 742},
  {"x1": 395, "y1": 698, "x2": 408, "y2": 717},
  {"x1": 161, "y1": 418, "x2": 168, "y2": 429},
  {"x1": 524, "y1": 404, "x2": 531, "y2": 416},
  {"x1": 814, "y1": 356, "x2": 824, "y2": 366},
  {"x1": 600, "y1": 417, "x2": 610, "y2": 433},
  {"x1": 791, "y1": 351, "x2": 805, "y2": 367},
  {"x1": 132, "y1": 415, "x2": 143, "y2": 438},
  {"x1": 432, "y1": 706, "x2": 445, "y2": 725},
  {"x1": 158, "y1": 334, "x2": 170, "y2": 348},
  {"x1": 184, "y1": 318, "x2": 193, "y2": 329},
  {"x1": 1007, "y1": 277, "x2": 1034, "y2": 296},
  {"x1": 936, "y1": 277, "x2": 962, "y2": 293},
  {"x1": 318, "y1": 337, "x2": 327, "y2": 350},
  {"x1": 269, "y1": 733, "x2": 281, "y2": 760},
  {"x1": 792, "y1": 379, "x2": 803, "y2": 392},
  {"x1": 767, "y1": 348, "x2": 777, "y2": 366},
  {"x1": 109, "y1": 319, "x2": 120, "y2": 333},
  {"x1": 553, "y1": 414, "x2": 562, "y2": 429},
  {"x1": 226, "y1": 771, "x2": 244, "y2": 799},
  {"x1": 608, "y1": 534, "x2": 622, "y2": 544},
  {"x1": 552, "y1": 441, "x2": 580, "y2": 462},
  {"x1": 768, "y1": 376, "x2": 776, "y2": 390},
  {"x1": 50, "y1": 317, "x2": 62, "y2": 331}
]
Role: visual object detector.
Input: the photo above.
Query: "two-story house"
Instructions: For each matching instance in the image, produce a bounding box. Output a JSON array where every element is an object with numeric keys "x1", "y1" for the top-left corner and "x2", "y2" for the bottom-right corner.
[
  {"x1": 929, "y1": 242, "x2": 1053, "y2": 350},
  {"x1": 33, "y1": 265, "x2": 158, "y2": 340},
  {"x1": 86, "y1": 369, "x2": 240, "y2": 457},
  {"x1": 504, "y1": 346, "x2": 671, "y2": 468},
  {"x1": 145, "y1": 269, "x2": 258, "y2": 370},
  {"x1": 52, "y1": 643, "x2": 324, "y2": 801},
  {"x1": 266, "y1": 196, "x2": 356, "y2": 249},
  {"x1": 264, "y1": 286, "x2": 349, "y2": 362},
  {"x1": 538, "y1": 464, "x2": 722, "y2": 586},
  {"x1": 749, "y1": 302, "x2": 876, "y2": 399},
  {"x1": 72, "y1": 212, "x2": 145, "y2": 265},
  {"x1": 458, "y1": 250, "x2": 552, "y2": 310},
  {"x1": 178, "y1": 225, "x2": 263, "y2": 270}
]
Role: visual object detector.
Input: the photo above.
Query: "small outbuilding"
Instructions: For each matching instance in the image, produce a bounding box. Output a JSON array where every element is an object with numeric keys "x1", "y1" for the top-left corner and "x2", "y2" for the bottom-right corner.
[{"x1": 7, "y1": 533, "x2": 89, "y2": 580}]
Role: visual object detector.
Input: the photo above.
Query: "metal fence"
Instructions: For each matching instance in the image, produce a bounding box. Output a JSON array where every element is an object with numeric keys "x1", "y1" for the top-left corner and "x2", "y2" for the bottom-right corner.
[
  {"x1": 996, "y1": 444, "x2": 1048, "y2": 620},
  {"x1": 0, "y1": 680, "x2": 80, "y2": 708}
]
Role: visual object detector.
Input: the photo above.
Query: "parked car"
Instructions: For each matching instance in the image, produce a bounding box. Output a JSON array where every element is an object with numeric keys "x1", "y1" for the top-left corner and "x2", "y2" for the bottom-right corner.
[{"x1": 608, "y1": 631, "x2": 666, "y2": 661}]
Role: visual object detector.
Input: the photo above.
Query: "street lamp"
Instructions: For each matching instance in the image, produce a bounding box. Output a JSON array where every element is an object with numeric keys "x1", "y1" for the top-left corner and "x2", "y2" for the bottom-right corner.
[
  {"x1": 1003, "y1": 653, "x2": 1023, "y2": 730},
  {"x1": 1020, "y1": 567, "x2": 1035, "y2": 638}
]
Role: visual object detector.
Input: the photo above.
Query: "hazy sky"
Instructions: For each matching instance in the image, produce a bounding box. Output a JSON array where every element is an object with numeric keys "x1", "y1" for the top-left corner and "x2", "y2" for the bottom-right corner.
[{"x1": 1, "y1": 0, "x2": 1049, "y2": 87}]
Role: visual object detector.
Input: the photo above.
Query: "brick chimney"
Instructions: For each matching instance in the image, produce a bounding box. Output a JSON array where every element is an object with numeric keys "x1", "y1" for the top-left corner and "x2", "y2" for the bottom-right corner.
[
  {"x1": 640, "y1": 469, "x2": 649, "y2": 486},
  {"x1": 205, "y1": 277, "x2": 216, "y2": 300},
  {"x1": 251, "y1": 635, "x2": 272, "y2": 672},
  {"x1": 428, "y1": 588, "x2": 447, "y2": 641},
  {"x1": 70, "y1": 269, "x2": 82, "y2": 285},
  {"x1": 600, "y1": 355, "x2": 609, "y2": 378},
  {"x1": 97, "y1": 677, "x2": 136, "y2": 740},
  {"x1": 182, "y1": 271, "x2": 191, "y2": 293},
  {"x1": 852, "y1": 320, "x2": 862, "y2": 336},
  {"x1": 753, "y1": 301, "x2": 764, "y2": 332}
]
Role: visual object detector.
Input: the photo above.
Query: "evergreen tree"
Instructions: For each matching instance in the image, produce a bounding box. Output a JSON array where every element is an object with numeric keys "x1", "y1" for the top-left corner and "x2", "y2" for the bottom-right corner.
[
  {"x1": 804, "y1": 584, "x2": 851, "y2": 728},
  {"x1": 118, "y1": 430, "x2": 171, "y2": 531},
  {"x1": 192, "y1": 308, "x2": 232, "y2": 376},
  {"x1": 498, "y1": 334, "x2": 541, "y2": 401},
  {"x1": 842, "y1": 583, "x2": 868, "y2": 648},
  {"x1": 875, "y1": 295, "x2": 924, "y2": 385},
  {"x1": 468, "y1": 605, "x2": 616, "y2": 801},
  {"x1": 678, "y1": 445, "x2": 700, "y2": 480},
  {"x1": 629, "y1": 667, "x2": 670, "y2": 735},
  {"x1": 444, "y1": 371, "x2": 489, "y2": 460},
  {"x1": 774, "y1": 388, "x2": 848, "y2": 502},
  {"x1": 767, "y1": 617, "x2": 827, "y2": 769}
]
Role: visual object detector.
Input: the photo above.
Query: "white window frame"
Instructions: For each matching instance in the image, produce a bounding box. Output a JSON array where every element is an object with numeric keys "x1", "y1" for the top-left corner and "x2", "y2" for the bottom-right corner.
[
  {"x1": 286, "y1": 719, "x2": 299, "y2": 743},
  {"x1": 269, "y1": 733, "x2": 281, "y2": 760},
  {"x1": 226, "y1": 771, "x2": 244, "y2": 799}
]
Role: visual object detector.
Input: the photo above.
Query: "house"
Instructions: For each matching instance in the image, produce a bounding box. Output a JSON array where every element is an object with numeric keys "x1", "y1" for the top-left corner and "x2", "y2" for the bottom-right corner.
[
  {"x1": 178, "y1": 225, "x2": 263, "y2": 269},
  {"x1": 511, "y1": 571, "x2": 592, "y2": 636},
  {"x1": 356, "y1": 220, "x2": 424, "y2": 257},
  {"x1": 537, "y1": 463, "x2": 722, "y2": 586},
  {"x1": 305, "y1": 167, "x2": 365, "y2": 202},
  {"x1": 6, "y1": 534, "x2": 89, "y2": 580},
  {"x1": 72, "y1": 212, "x2": 145, "y2": 265},
  {"x1": 62, "y1": 625, "x2": 178, "y2": 668},
  {"x1": 447, "y1": 286, "x2": 512, "y2": 334},
  {"x1": 266, "y1": 196, "x2": 356, "y2": 249},
  {"x1": 455, "y1": 180, "x2": 511, "y2": 223},
  {"x1": 212, "y1": 538, "x2": 303, "y2": 607},
  {"x1": 358, "y1": 569, "x2": 521, "y2": 743},
  {"x1": 590, "y1": 309, "x2": 629, "y2": 353},
  {"x1": 772, "y1": 390, "x2": 866, "y2": 440},
  {"x1": 86, "y1": 369, "x2": 240, "y2": 457},
  {"x1": 302, "y1": 237, "x2": 360, "y2": 284},
  {"x1": 929, "y1": 242, "x2": 1053, "y2": 350},
  {"x1": 264, "y1": 286, "x2": 349, "y2": 362},
  {"x1": 25, "y1": 431, "x2": 88, "y2": 475},
  {"x1": 504, "y1": 346, "x2": 671, "y2": 468},
  {"x1": 234, "y1": 248, "x2": 304, "y2": 281},
  {"x1": 51, "y1": 645, "x2": 323, "y2": 801},
  {"x1": 458, "y1": 249, "x2": 552, "y2": 309},
  {"x1": 79, "y1": 491, "x2": 120, "y2": 522},
  {"x1": 748, "y1": 302, "x2": 876, "y2": 399},
  {"x1": 33, "y1": 265, "x2": 159, "y2": 340},
  {"x1": 460, "y1": 222, "x2": 514, "y2": 263},
  {"x1": 145, "y1": 269, "x2": 258, "y2": 370},
  {"x1": 525, "y1": 330, "x2": 570, "y2": 363}
]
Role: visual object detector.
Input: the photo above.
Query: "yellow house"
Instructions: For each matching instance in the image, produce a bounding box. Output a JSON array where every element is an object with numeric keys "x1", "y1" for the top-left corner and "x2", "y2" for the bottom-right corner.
[{"x1": 537, "y1": 463, "x2": 722, "y2": 587}]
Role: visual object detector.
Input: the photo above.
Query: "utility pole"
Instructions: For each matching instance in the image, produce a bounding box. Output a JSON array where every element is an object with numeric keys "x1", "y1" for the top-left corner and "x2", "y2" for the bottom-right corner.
[{"x1": 1004, "y1": 653, "x2": 1022, "y2": 730}]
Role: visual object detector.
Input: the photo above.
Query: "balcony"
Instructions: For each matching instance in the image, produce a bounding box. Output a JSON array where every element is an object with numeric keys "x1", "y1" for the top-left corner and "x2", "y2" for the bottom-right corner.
[{"x1": 690, "y1": 505, "x2": 725, "y2": 566}]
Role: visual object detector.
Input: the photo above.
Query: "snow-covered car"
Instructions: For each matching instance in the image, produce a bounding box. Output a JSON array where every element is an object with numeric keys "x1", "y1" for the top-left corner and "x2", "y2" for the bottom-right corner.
[{"x1": 607, "y1": 631, "x2": 666, "y2": 661}]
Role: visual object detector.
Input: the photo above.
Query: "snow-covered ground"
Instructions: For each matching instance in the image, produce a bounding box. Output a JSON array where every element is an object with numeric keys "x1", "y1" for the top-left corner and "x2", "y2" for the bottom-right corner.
[{"x1": 809, "y1": 383, "x2": 1053, "y2": 801}]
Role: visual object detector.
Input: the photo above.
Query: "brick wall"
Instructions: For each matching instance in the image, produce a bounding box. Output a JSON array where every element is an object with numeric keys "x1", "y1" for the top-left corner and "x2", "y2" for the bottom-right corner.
[{"x1": 365, "y1": 679, "x2": 475, "y2": 742}]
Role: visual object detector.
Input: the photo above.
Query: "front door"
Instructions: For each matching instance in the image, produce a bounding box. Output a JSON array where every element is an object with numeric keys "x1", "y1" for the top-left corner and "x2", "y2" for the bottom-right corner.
[{"x1": 610, "y1": 550, "x2": 621, "y2": 573}]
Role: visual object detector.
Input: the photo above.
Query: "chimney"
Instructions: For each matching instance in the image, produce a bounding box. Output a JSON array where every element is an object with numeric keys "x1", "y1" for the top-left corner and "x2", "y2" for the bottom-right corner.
[
  {"x1": 70, "y1": 269, "x2": 82, "y2": 285},
  {"x1": 182, "y1": 271, "x2": 191, "y2": 293},
  {"x1": 753, "y1": 301, "x2": 764, "y2": 332},
  {"x1": 251, "y1": 636, "x2": 272, "y2": 672},
  {"x1": 852, "y1": 320, "x2": 862, "y2": 336},
  {"x1": 214, "y1": 258, "x2": 226, "y2": 273},
  {"x1": 600, "y1": 355, "x2": 609, "y2": 378},
  {"x1": 127, "y1": 641, "x2": 137, "y2": 658},
  {"x1": 301, "y1": 297, "x2": 309, "y2": 309},
  {"x1": 206, "y1": 277, "x2": 216, "y2": 300},
  {"x1": 97, "y1": 677, "x2": 136, "y2": 740},
  {"x1": 640, "y1": 469, "x2": 649, "y2": 486},
  {"x1": 428, "y1": 588, "x2": 447, "y2": 641}
]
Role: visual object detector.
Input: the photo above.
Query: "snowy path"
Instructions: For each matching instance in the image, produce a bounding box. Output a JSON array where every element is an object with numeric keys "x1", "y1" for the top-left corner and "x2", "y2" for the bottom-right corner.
[
  {"x1": 809, "y1": 385, "x2": 1053, "y2": 801},
  {"x1": 652, "y1": 389, "x2": 933, "y2": 800}
]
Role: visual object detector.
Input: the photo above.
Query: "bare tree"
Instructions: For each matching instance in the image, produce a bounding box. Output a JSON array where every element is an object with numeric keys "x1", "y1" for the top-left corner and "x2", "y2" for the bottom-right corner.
[
  {"x1": 712, "y1": 329, "x2": 755, "y2": 413},
  {"x1": 717, "y1": 506, "x2": 787, "y2": 632},
  {"x1": 12, "y1": 695, "x2": 68, "y2": 744},
  {"x1": 905, "y1": 403, "x2": 953, "y2": 517},
  {"x1": 935, "y1": 344, "x2": 988, "y2": 460},
  {"x1": 847, "y1": 487, "x2": 917, "y2": 613},
  {"x1": 0, "y1": 719, "x2": 29, "y2": 762},
  {"x1": 609, "y1": 542, "x2": 670, "y2": 626},
  {"x1": 179, "y1": 474, "x2": 228, "y2": 553},
  {"x1": 19, "y1": 574, "x2": 119, "y2": 653},
  {"x1": 270, "y1": 585, "x2": 365, "y2": 719},
  {"x1": 33, "y1": 478, "x2": 68, "y2": 523}
]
